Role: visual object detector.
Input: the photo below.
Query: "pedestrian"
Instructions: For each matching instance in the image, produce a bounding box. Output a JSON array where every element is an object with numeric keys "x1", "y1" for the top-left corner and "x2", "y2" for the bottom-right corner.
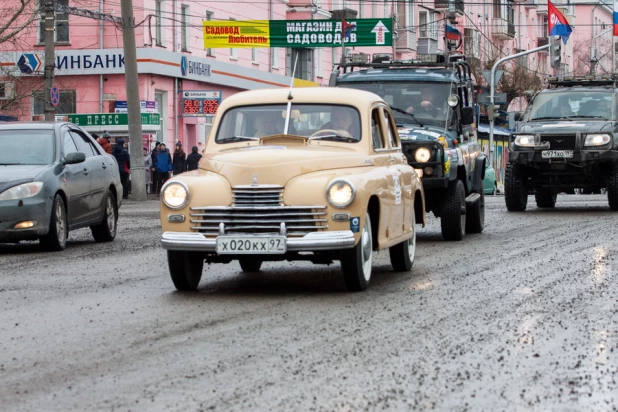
[
  {"x1": 112, "y1": 138, "x2": 131, "y2": 199},
  {"x1": 143, "y1": 146, "x2": 152, "y2": 194},
  {"x1": 172, "y1": 142, "x2": 186, "y2": 175},
  {"x1": 96, "y1": 131, "x2": 112, "y2": 154},
  {"x1": 186, "y1": 146, "x2": 202, "y2": 171},
  {"x1": 152, "y1": 142, "x2": 172, "y2": 196},
  {"x1": 150, "y1": 141, "x2": 161, "y2": 192}
]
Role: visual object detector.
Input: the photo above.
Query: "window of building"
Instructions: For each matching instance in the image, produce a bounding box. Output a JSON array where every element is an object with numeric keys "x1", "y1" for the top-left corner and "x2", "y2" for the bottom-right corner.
[
  {"x1": 252, "y1": 48, "x2": 259, "y2": 64},
  {"x1": 230, "y1": 18, "x2": 237, "y2": 59},
  {"x1": 316, "y1": 48, "x2": 323, "y2": 78},
  {"x1": 405, "y1": 0, "x2": 413, "y2": 29},
  {"x1": 372, "y1": 0, "x2": 377, "y2": 18},
  {"x1": 206, "y1": 11, "x2": 214, "y2": 56},
  {"x1": 33, "y1": 90, "x2": 76, "y2": 115},
  {"x1": 359, "y1": 0, "x2": 363, "y2": 18},
  {"x1": 419, "y1": 10, "x2": 427, "y2": 37},
  {"x1": 287, "y1": 48, "x2": 312, "y2": 80},
  {"x1": 0, "y1": 83, "x2": 5, "y2": 99},
  {"x1": 38, "y1": 0, "x2": 70, "y2": 43},
  {"x1": 271, "y1": 47, "x2": 279, "y2": 69},
  {"x1": 493, "y1": 0, "x2": 502, "y2": 18},
  {"x1": 155, "y1": 0, "x2": 163, "y2": 46},
  {"x1": 180, "y1": 4, "x2": 189, "y2": 51},
  {"x1": 384, "y1": 0, "x2": 389, "y2": 18},
  {"x1": 541, "y1": 15, "x2": 548, "y2": 38}
]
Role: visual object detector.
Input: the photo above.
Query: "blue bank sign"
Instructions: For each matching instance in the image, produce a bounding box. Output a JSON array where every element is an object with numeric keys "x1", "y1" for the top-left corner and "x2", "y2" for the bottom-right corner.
[{"x1": 180, "y1": 55, "x2": 211, "y2": 78}]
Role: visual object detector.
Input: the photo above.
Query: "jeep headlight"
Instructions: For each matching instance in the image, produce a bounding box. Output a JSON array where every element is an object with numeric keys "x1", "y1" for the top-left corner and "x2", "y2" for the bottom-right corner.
[
  {"x1": 162, "y1": 181, "x2": 189, "y2": 209},
  {"x1": 514, "y1": 135, "x2": 536, "y2": 147},
  {"x1": 0, "y1": 182, "x2": 43, "y2": 201},
  {"x1": 414, "y1": 147, "x2": 432, "y2": 163},
  {"x1": 584, "y1": 133, "x2": 611, "y2": 146},
  {"x1": 327, "y1": 179, "x2": 356, "y2": 208}
]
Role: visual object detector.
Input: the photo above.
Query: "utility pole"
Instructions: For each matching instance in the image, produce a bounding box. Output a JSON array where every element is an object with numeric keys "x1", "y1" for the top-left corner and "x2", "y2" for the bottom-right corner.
[
  {"x1": 43, "y1": 0, "x2": 55, "y2": 121},
  {"x1": 120, "y1": 0, "x2": 146, "y2": 201}
]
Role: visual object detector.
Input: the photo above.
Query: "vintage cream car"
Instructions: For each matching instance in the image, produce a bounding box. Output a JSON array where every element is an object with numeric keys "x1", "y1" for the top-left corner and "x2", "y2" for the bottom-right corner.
[{"x1": 160, "y1": 87, "x2": 425, "y2": 292}]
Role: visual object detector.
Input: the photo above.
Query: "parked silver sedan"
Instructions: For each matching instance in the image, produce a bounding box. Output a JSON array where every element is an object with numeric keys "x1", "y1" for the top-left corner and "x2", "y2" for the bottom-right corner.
[{"x1": 0, "y1": 122, "x2": 122, "y2": 250}]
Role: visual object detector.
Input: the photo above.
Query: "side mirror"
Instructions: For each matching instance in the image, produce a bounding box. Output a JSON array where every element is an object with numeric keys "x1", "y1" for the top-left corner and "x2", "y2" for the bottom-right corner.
[
  {"x1": 461, "y1": 107, "x2": 475, "y2": 125},
  {"x1": 63, "y1": 152, "x2": 86, "y2": 165}
]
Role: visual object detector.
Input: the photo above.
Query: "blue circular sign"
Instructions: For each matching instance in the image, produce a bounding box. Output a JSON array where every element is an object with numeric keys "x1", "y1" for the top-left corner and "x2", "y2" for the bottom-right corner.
[{"x1": 50, "y1": 84, "x2": 60, "y2": 107}]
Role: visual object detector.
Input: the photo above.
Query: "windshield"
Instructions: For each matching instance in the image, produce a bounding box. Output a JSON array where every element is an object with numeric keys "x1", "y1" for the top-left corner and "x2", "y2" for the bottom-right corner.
[
  {"x1": 215, "y1": 104, "x2": 362, "y2": 143},
  {"x1": 338, "y1": 82, "x2": 452, "y2": 123},
  {"x1": 528, "y1": 90, "x2": 614, "y2": 121},
  {"x1": 0, "y1": 130, "x2": 55, "y2": 165}
]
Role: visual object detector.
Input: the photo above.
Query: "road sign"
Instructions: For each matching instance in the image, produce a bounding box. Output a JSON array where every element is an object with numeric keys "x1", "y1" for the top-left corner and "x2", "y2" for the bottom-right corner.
[
  {"x1": 482, "y1": 70, "x2": 504, "y2": 86},
  {"x1": 478, "y1": 92, "x2": 507, "y2": 105},
  {"x1": 50, "y1": 84, "x2": 60, "y2": 107}
]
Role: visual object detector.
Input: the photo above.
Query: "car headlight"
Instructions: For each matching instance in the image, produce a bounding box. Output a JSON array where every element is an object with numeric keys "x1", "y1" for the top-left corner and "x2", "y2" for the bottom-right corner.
[
  {"x1": 514, "y1": 135, "x2": 536, "y2": 147},
  {"x1": 414, "y1": 147, "x2": 432, "y2": 163},
  {"x1": 161, "y1": 181, "x2": 189, "y2": 209},
  {"x1": 326, "y1": 179, "x2": 356, "y2": 208},
  {"x1": 584, "y1": 133, "x2": 611, "y2": 146},
  {"x1": 0, "y1": 182, "x2": 43, "y2": 201}
]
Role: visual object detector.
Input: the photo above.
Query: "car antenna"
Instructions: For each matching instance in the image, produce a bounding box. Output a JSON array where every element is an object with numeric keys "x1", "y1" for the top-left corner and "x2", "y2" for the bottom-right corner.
[{"x1": 284, "y1": 53, "x2": 299, "y2": 135}]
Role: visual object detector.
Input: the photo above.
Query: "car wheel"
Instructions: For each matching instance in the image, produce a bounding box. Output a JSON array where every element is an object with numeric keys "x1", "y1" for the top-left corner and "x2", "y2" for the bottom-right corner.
[
  {"x1": 535, "y1": 189, "x2": 557, "y2": 208},
  {"x1": 39, "y1": 194, "x2": 67, "y2": 251},
  {"x1": 239, "y1": 259, "x2": 262, "y2": 272},
  {"x1": 440, "y1": 180, "x2": 466, "y2": 241},
  {"x1": 505, "y1": 163, "x2": 528, "y2": 212},
  {"x1": 167, "y1": 250, "x2": 205, "y2": 291},
  {"x1": 466, "y1": 190, "x2": 485, "y2": 234},
  {"x1": 90, "y1": 189, "x2": 118, "y2": 242},
  {"x1": 389, "y1": 209, "x2": 415, "y2": 272},
  {"x1": 608, "y1": 166, "x2": 618, "y2": 211},
  {"x1": 340, "y1": 212, "x2": 373, "y2": 291}
]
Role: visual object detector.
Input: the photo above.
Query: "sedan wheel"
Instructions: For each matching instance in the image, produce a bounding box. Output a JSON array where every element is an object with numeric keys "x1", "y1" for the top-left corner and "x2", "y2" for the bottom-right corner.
[
  {"x1": 340, "y1": 213, "x2": 373, "y2": 291},
  {"x1": 40, "y1": 194, "x2": 67, "y2": 251},
  {"x1": 91, "y1": 190, "x2": 118, "y2": 242},
  {"x1": 168, "y1": 250, "x2": 205, "y2": 291},
  {"x1": 389, "y1": 209, "x2": 416, "y2": 272}
]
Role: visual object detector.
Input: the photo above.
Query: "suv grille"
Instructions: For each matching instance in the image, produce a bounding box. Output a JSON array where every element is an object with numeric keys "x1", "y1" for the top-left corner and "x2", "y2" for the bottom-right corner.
[
  {"x1": 190, "y1": 185, "x2": 328, "y2": 236},
  {"x1": 541, "y1": 135, "x2": 575, "y2": 150}
]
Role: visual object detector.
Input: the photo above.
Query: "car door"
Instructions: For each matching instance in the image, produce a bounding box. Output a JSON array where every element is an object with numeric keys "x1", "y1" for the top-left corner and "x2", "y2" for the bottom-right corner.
[
  {"x1": 60, "y1": 128, "x2": 91, "y2": 226},
  {"x1": 69, "y1": 129, "x2": 108, "y2": 221},
  {"x1": 380, "y1": 107, "x2": 405, "y2": 239}
]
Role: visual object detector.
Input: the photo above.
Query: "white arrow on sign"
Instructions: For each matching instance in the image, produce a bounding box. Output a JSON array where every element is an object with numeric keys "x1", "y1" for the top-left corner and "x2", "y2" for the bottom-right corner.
[{"x1": 371, "y1": 21, "x2": 390, "y2": 45}]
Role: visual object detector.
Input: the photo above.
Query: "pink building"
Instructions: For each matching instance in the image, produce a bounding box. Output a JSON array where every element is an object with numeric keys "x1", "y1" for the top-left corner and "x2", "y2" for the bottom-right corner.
[{"x1": 0, "y1": 0, "x2": 612, "y2": 149}]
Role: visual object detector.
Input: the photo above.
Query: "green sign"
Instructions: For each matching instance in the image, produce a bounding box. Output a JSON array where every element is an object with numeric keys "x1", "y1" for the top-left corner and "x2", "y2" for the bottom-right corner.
[
  {"x1": 64, "y1": 113, "x2": 161, "y2": 127},
  {"x1": 203, "y1": 18, "x2": 393, "y2": 48}
]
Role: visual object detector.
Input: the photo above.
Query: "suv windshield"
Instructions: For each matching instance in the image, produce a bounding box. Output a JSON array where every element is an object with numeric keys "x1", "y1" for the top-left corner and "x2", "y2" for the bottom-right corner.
[
  {"x1": 0, "y1": 130, "x2": 55, "y2": 165},
  {"x1": 215, "y1": 104, "x2": 362, "y2": 143},
  {"x1": 528, "y1": 90, "x2": 614, "y2": 121},
  {"x1": 338, "y1": 82, "x2": 452, "y2": 123}
]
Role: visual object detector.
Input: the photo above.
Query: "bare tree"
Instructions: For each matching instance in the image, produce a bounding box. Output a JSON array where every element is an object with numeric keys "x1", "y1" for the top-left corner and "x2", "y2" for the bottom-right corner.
[
  {"x1": 570, "y1": 36, "x2": 613, "y2": 76},
  {"x1": 0, "y1": 0, "x2": 38, "y2": 46}
]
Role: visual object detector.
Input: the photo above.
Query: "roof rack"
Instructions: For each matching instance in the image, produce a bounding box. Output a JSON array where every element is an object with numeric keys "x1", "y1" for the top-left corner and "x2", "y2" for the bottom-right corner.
[{"x1": 547, "y1": 75, "x2": 618, "y2": 88}]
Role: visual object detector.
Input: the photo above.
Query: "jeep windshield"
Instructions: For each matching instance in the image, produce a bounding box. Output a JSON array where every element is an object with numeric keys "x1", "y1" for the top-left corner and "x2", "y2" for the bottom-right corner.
[
  {"x1": 527, "y1": 90, "x2": 614, "y2": 121},
  {"x1": 215, "y1": 104, "x2": 362, "y2": 143},
  {"x1": 337, "y1": 82, "x2": 451, "y2": 124}
]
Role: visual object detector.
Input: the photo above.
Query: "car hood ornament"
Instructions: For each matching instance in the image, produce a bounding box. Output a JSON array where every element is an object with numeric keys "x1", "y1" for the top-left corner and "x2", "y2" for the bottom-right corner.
[{"x1": 252, "y1": 173, "x2": 258, "y2": 186}]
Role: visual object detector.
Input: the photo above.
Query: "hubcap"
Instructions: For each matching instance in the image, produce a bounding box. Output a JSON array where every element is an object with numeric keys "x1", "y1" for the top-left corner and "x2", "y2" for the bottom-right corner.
[
  {"x1": 56, "y1": 202, "x2": 66, "y2": 245},
  {"x1": 106, "y1": 197, "x2": 116, "y2": 235},
  {"x1": 361, "y1": 216, "x2": 373, "y2": 282}
]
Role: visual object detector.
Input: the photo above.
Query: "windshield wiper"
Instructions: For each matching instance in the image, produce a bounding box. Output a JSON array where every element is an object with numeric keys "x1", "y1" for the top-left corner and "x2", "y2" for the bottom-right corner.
[
  {"x1": 390, "y1": 106, "x2": 423, "y2": 126},
  {"x1": 563, "y1": 115, "x2": 607, "y2": 119},
  {"x1": 309, "y1": 134, "x2": 355, "y2": 142},
  {"x1": 218, "y1": 136, "x2": 260, "y2": 143},
  {"x1": 531, "y1": 116, "x2": 574, "y2": 121}
]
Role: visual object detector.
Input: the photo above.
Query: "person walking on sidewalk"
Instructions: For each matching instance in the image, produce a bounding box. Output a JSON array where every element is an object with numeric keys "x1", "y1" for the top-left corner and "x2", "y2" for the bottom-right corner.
[
  {"x1": 152, "y1": 143, "x2": 172, "y2": 196},
  {"x1": 186, "y1": 146, "x2": 202, "y2": 171},
  {"x1": 112, "y1": 138, "x2": 131, "y2": 199},
  {"x1": 172, "y1": 142, "x2": 186, "y2": 176}
]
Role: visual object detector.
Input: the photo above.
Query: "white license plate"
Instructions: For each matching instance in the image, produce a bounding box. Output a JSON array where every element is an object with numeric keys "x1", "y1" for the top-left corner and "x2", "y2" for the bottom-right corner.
[
  {"x1": 216, "y1": 236, "x2": 287, "y2": 254},
  {"x1": 542, "y1": 150, "x2": 573, "y2": 159}
]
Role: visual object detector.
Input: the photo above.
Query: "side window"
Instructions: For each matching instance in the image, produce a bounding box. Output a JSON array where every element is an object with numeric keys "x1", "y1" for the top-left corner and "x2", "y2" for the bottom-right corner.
[
  {"x1": 62, "y1": 129, "x2": 79, "y2": 155},
  {"x1": 371, "y1": 108, "x2": 385, "y2": 150},
  {"x1": 70, "y1": 130, "x2": 99, "y2": 158},
  {"x1": 383, "y1": 110, "x2": 398, "y2": 148}
]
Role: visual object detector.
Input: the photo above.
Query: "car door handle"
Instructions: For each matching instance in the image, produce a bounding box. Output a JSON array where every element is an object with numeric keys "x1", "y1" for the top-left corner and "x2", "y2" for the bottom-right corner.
[
  {"x1": 83, "y1": 168, "x2": 89, "y2": 175},
  {"x1": 101, "y1": 162, "x2": 107, "y2": 169}
]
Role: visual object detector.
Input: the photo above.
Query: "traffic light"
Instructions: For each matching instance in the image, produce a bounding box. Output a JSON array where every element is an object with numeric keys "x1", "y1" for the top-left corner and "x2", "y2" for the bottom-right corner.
[{"x1": 549, "y1": 35, "x2": 561, "y2": 70}]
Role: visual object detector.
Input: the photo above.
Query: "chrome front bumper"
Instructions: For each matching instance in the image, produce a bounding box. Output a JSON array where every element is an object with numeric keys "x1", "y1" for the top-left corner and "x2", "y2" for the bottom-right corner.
[{"x1": 161, "y1": 230, "x2": 356, "y2": 252}]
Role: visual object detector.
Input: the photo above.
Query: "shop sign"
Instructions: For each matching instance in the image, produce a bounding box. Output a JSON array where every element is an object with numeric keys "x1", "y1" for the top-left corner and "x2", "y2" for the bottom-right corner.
[
  {"x1": 114, "y1": 100, "x2": 158, "y2": 113},
  {"x1": 181, "y1": 90, "x2": 221, "y2": 117},
  {"x1": 65, "y1": 113, "x2": 161, "y2": 127},
  {"x1": 203, "y1": 18, "x2": 392, "y2": 48}
]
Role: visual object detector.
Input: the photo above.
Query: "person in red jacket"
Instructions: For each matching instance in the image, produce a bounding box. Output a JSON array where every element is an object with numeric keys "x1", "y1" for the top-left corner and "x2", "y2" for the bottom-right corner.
[{"x1": 95, "y1": 131, "x2": 112, "y2": 154}]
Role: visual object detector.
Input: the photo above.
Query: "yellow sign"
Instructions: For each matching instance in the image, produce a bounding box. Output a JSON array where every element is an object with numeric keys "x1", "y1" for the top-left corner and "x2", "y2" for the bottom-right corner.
[{"x1": 204, "y1": 20, "x2": 270, "y2": 48}]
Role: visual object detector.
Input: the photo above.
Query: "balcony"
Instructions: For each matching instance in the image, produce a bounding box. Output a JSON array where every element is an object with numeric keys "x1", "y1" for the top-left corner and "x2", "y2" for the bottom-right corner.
[
  {"x1": 492, "y1": 18, "x2": 515, "y2": 39},
  {"x1": 524, "y1": 0, "x2": 538, "y2": 8},
  {"x1": 396, "y1": 29, "x2": 417, "y2": 51},
  {"x1": 434, "y1": 0, "x2": 464, "y2": 14},
  {"x1": 417, "y1": 38, "x2": 439, "y2": 54}
]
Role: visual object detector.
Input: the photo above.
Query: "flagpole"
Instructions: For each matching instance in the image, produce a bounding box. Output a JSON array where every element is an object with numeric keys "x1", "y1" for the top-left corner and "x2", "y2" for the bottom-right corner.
[{"x1": 340, "y1": 19, "x2": 346, "y2": 67}]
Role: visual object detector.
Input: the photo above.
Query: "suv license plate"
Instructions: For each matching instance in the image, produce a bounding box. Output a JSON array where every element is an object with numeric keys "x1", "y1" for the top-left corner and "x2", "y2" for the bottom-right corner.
[
  {"x1": 542, "y1": 150, "x2": 573, "y2": 159},
  {"x1": 216, "y1": 236, "x2": 287, "y2": 254}
]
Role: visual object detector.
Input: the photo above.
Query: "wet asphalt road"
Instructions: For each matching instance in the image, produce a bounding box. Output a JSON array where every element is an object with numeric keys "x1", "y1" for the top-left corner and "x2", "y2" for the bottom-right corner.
[{"x1": 1, "y1": 195, "x2": 617, "y2": 411}]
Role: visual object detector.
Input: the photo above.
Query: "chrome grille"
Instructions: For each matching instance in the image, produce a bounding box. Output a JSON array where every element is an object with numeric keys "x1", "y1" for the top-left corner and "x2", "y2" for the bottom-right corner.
[
  {"x1": 233, "y1": 185, "x2": 283, "y2": 206},
  {"x1": 541, "y1": 135, "x2": 575, "y2": 150},
  {"x1": 192, "y1": 185, "x2": 327, "y2": 236}
]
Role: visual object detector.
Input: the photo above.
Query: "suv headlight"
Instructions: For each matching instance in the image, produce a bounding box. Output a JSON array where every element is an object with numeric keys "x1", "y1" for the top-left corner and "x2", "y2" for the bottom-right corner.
[
  {"x1": 0, "y1": 182, "x2": 43, "y2": 201},
  {"x1": 414, "y1": 147, "x2": 432, "y2": 163},
  {"x1": 584, "y1": 133, "x2": 611, "y2": 147},
  {"x1": 327, "y1": 179, "x2": 356, "y2": 208},
  {"x1": 514, "y1": 135, "x2": 536, "y2": 147},
  {"x1": 161, "y1": 181, "x2": 190, "y2": 209}
]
